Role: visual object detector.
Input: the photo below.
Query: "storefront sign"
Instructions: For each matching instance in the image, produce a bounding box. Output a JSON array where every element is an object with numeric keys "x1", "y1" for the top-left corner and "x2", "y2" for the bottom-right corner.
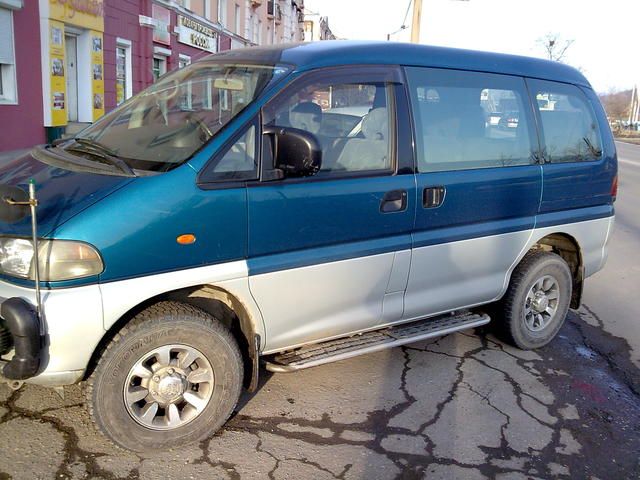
[
  {"x1": 48, "y1": 20, "x2": 67, "y2": 126},
  {"x1": 49, "y1": 0, "x2": 104, "y2": 32},
  {"x1": 177, "y1": 15, "x2": 217, "y2": 53},
  {"x1": 91, "y1": 31, "x2": 104, "y2": 120},
  {"x1": 152, "y1": 5, "x2": 171, "y2": 46}
]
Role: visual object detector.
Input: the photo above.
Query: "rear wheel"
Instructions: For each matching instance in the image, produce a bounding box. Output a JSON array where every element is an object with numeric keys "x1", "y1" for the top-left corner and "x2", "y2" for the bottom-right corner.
[
  {"x1": 498, "y1": 251, "x2": 572, "y2": 349},
  {"x1": 86, "y1": 301, "x2": 243, "y2": 452}
]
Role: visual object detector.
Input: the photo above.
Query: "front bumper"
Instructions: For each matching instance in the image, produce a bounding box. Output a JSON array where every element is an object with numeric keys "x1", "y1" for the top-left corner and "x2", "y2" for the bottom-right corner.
[{"x1": 0, "y1": 280, "x2": 104, "y2": 386}]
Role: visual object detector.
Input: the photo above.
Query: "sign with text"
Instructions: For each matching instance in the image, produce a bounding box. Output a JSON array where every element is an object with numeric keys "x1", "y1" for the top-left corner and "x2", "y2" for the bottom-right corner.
[
  {"x1": 49, "y1": 0, "x2": 104, "y2": 32},
  {"x1": 177, "y1": 15, "x2": 217, "y2": 53}
]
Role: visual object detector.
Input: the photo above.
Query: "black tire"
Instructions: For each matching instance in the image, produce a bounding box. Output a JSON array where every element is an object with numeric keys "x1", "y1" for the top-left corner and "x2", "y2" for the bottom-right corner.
[
  {"x1": 497, "y1": 250, "x2": 572, "y2": 350},
  {"x1": 85, "y1": 301, "x2": 243, "y2": 452}
]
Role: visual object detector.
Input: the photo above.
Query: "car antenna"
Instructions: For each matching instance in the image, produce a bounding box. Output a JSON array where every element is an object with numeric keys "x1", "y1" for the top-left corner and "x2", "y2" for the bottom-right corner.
[{"x1": 4, "y1": 179, "x2": 43, "y2": 327}]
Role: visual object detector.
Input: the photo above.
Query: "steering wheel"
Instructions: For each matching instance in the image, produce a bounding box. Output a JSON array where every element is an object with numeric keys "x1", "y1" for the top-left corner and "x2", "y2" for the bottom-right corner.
[{"x1": 186, "y1": 113, "x2": 214, "y2": 141}]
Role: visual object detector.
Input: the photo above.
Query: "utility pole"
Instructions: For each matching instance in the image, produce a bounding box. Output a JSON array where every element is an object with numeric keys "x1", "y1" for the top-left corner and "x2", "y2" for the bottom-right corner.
[{"x1": 411, "y1": 0, "x2": 422, "y2": 43}]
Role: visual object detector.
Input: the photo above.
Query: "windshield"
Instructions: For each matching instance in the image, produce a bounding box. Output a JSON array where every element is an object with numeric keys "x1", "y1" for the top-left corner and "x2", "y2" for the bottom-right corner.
[{"x1": 75, "y1": 62, "x2": 290, "y2": 172}]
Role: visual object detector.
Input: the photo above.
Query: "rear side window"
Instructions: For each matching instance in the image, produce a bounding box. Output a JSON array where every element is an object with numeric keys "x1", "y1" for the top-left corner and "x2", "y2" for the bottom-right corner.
[
  {"x1": 405, "y1": 67, "x2": 536, "y2": 173},
  {"x1": 528, "y1": 79, "x2": 602, "y2": 163}
]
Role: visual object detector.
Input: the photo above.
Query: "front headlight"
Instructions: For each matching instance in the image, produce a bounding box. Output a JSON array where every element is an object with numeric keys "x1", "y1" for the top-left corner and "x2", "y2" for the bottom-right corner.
[
  {"x1": 0, "y1": 238, "x2": 103, "y2": 281},
  {"x1": 0, "y1": 238, "x2": 34, "y2": 278}
]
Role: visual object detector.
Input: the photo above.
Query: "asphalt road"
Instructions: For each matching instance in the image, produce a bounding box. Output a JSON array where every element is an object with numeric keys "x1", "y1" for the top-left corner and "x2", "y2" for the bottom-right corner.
[
  {"x1": 0, "y1": 144, "x2": 639, "y2": 479},
  {"x1": 581, "y1": 142, "x2": 640, "y2": 368}
]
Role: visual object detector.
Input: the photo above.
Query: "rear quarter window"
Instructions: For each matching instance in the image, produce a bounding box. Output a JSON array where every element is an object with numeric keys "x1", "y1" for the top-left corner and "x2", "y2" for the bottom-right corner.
[{"x1": 528, "y1": 79, "x2": 603, "y2": 163}]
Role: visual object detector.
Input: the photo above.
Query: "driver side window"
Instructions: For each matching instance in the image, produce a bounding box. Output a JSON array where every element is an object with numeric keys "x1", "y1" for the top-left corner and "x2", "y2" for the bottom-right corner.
[{"x1": 263, "y1": 79, "x2": 394, "y2": 174}]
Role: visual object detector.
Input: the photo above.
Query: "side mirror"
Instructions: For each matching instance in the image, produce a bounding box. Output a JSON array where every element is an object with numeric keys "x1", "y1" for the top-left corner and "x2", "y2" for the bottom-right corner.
[{"x1": 263, "y1": 126, "x2": 322, "y2": 179}]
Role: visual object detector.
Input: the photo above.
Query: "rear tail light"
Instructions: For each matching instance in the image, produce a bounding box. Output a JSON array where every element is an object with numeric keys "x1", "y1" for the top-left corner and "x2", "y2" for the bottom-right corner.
[{"x1": 611, "y1": 174, "x2": 618, "y2": 202}]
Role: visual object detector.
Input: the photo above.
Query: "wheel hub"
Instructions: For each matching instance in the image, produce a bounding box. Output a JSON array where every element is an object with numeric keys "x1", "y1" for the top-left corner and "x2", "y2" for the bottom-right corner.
[
  {"x1": 531, "y1": 293, "x2": 549, "y2": 313},
  {"x1": 149, "y1": 367, "x2": 187, "y2": 404}
]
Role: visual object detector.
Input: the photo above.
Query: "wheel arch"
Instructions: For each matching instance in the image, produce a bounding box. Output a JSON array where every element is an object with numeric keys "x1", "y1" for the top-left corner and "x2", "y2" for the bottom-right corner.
[
  {"x1": 523, "y1": 231, "x2": 584, "y2": 308},
  {"x1": 85, "y1": 283, "x2": 263, "y2": 391}
]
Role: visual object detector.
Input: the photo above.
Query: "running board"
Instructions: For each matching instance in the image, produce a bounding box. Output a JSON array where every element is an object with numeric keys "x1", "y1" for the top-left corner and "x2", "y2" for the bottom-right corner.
[{"x1": 264, "y1": 311, "x2": 490, "y2": 373}]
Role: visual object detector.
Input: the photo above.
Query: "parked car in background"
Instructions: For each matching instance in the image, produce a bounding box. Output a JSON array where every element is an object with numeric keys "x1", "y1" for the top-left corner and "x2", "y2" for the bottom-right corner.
[{"x1": 499, "y1": 110, "x2": 520, "y2": 129}]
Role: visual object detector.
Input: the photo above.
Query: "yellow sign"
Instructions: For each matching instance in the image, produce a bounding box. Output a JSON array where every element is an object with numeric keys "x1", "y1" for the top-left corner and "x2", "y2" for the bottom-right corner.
[
  {"x1": 49, "y1": 21, "x2": 67, "y2": 127},
  {"x1": 91, "y1": 31, "x2": 105, "y2": 121},
  {"x1": 49, "y1": 0, "x2": 104, "y2": 32}
]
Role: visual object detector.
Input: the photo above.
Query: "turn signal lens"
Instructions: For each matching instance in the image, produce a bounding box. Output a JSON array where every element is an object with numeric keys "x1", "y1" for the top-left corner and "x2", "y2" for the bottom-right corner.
[
  {"x1": 177, "y1": 234, "x2": 196, "y2": 245},
  {"x1": 37, "y1": 240, "x2": 104, "y2": 281},
  {"x1": 611, "y1": 174, "x2": 618, "y2": 202}
]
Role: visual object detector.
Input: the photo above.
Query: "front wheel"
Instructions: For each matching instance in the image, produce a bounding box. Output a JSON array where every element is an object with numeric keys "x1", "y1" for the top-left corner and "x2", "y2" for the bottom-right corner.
[
  {"x1": 497, "y1": 251, "x2": 572, "y2": 350},
  {"x1": 85, "y1": 301, "x2": 243, "y2": 452}
]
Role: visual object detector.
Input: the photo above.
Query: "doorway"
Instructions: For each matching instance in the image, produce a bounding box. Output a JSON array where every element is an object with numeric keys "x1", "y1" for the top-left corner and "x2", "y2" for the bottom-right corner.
[{"x1": 65, "y1": 34, "x2": 78, "y2": 122}]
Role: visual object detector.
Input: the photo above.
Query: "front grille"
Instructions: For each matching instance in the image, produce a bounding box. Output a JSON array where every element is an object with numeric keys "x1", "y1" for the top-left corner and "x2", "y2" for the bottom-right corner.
[{"x1": 0, "y1": 321, "x2": 12, "y2": 355}]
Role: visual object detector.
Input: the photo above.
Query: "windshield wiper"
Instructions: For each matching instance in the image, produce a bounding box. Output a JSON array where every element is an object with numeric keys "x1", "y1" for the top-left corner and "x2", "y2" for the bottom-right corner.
[
  {"x1": 583, "y1": 137, "x2": 602, "y2": 158},
  {"x1": 66, "y1": 138, "x2": 135, "y2": 176}
]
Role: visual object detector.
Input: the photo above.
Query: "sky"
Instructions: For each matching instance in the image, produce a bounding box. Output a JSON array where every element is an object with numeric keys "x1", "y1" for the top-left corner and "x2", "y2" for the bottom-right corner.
[{"x1": 304, "y1": 0, "x2": 640, "y2": 93}]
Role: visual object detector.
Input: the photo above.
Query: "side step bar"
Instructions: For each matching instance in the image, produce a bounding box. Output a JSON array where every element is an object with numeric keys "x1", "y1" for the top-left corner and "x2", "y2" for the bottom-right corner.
[{"x1": 264, "y1": 311, "x2": 490, "y2": 373}]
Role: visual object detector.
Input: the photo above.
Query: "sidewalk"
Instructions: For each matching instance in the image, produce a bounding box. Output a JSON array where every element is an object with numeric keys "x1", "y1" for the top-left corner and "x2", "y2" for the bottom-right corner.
[{"x1": 0, "y1": 148, "x2": 32, "y2": 164}]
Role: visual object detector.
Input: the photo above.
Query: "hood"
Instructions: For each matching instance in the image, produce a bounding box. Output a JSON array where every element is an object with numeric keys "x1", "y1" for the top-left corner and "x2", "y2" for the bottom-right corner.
[{"x1": 0, "y1": 150, "x2": 133, "y2": 237}]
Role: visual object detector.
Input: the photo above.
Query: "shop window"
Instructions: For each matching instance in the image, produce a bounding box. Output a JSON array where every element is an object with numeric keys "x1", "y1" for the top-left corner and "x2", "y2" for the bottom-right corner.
[
  {"x1": 0, "y1": 8, "x2": 17, "y2": 104},
  {"x1": 115, "y1": 39, "x2": 132, "y2": 106}
]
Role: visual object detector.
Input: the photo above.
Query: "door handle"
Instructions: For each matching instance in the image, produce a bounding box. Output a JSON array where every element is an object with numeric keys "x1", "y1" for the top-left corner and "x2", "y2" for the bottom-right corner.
[
  {"x1": 380, "y1": 189, "x2": 407, "y2": 213},
  {"x1": 423, "y1": 186, "x2": 446, "y2": 208}
]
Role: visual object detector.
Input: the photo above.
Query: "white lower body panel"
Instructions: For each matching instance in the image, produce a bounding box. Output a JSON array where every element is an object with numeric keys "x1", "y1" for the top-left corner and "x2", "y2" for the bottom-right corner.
[{"x1": 0, "y1": 281, "x2": 104, "y2": 385}]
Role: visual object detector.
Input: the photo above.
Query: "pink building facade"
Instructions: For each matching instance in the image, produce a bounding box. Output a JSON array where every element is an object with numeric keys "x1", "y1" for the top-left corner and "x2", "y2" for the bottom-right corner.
[
  {"x1": 0, "y1": 0, "x2": 305, "y2": 153},
  {"x1": 0, "y1": 1, "x2": 46, "y2": 150}
]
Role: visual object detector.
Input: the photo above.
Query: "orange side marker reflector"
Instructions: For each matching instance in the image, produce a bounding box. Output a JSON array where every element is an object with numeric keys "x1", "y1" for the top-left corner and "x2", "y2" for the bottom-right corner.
[{"x1": 177, "y1": 234, "x2": 196, "y2": 245}]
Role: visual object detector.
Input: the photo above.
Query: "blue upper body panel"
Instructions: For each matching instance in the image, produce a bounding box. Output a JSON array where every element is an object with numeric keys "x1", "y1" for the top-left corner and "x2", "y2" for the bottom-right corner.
[
  {"x1": 0, "y1": 151, "x2": 133, "y2": 238},
  {"x1": 209, "y1": 41, "x2": 592, "y2": 88},
  {"x1": 0, "y1": 41, "x2": 612, "y2": 288}
]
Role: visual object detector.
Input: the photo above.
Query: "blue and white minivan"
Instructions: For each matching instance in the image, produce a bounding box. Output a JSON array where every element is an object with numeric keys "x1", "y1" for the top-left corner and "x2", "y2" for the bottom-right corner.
[{"x1": 0, "y1": 41, "x2": 616, "y2": 451}]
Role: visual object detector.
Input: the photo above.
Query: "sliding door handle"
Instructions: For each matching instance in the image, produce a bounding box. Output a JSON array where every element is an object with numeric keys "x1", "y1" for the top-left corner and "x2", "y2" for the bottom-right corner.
[
  {"x1": 380, "y1": 189, "x2": 408, "y2": 213},
  {"x1": 423, "y1": 186, "x2": 446, "y2": 208}
]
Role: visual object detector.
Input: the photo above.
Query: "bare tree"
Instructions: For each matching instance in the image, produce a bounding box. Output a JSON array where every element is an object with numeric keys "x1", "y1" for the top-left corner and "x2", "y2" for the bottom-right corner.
[
  {"x1": 537, "y1": 33, "x2": 574, "y2": 62},
  {"x1": 599, "y1": 88, "x2": 632, "y2": 122}
]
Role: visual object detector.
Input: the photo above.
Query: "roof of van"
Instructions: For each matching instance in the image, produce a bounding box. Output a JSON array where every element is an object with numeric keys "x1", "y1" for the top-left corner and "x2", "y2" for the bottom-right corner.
[{"x1": 211, "y1": 40, "x2": 592, "y2": 88}]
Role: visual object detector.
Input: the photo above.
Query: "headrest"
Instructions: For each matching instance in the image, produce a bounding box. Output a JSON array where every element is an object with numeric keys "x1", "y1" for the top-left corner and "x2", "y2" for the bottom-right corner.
[
  {"x1": 290, "y1": 101, "x2": 322, "y2": 133},
  {"x1": 362, "y1": 108, "x2": 388, "y2": 140},
  {"x1": 291, "y1": 101, "x2": 322, "y2": 117}
]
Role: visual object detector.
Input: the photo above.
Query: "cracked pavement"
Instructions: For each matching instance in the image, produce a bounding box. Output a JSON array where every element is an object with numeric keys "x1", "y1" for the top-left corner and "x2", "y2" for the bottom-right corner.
[
  {"x1": 0, "y1": 143, "x2": 639, "y2": 479},
  {"x1": 0, "y1": 308, "x2": 638, "y2": 479}
]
